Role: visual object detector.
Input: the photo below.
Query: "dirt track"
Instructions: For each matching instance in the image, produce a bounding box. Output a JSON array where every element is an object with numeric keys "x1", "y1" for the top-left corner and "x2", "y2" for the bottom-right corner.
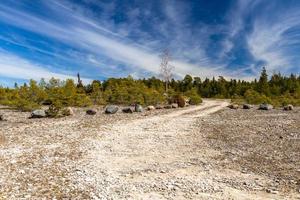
[{"x1": 0, "y1": 100, "x2": 299, "y2": 199}]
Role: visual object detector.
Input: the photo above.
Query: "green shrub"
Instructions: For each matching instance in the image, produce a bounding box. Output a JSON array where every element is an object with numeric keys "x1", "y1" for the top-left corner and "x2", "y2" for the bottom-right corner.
[
  {"x1": 189, "y1": 95, "x2": 202, "y2": 105},
  {"x1": 244, "y1": 89, "x2": 272, "y2": 104},
  {"x1": 185, "y1": 89, "x2": 202, "y2": 105},
  {"x1": 14, "y1": 98, "x2": 40, "y2": 112},
  {"x1": 74, "y1": 94, "x2": 92, "y2": 107}
]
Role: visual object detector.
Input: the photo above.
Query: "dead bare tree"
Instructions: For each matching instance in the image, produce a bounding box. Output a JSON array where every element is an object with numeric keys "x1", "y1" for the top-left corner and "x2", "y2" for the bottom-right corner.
[{"x1": 160, "y1": 50, "x2": 174, "y2": 93}]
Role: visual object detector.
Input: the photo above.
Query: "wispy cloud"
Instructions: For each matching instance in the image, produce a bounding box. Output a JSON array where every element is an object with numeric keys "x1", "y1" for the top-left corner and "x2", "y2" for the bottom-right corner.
[
  {"x1": 0, "y1": 51, "x2": 91, "y2": 82},
  {"x1": 0, "y1": 0, "x2": 234, "y2": 80},
  {"x1": 237, "y1": 1, "x2": 300, "y2": 75},
  {"x1": 0, "y1": 0, "x2": 298, "y2": 84}
]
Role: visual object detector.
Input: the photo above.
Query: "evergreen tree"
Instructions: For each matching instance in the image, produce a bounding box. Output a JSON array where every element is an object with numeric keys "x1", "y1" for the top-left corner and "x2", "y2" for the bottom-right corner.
[{"x1": 258, "y1": 67, "x2": 270, "y2": 96}]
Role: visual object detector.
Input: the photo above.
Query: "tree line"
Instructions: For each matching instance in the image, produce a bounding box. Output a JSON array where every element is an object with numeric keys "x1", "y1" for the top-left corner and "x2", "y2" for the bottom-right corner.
[{"x1": 0, "y1": 67, "x2": 299, "y2": 111}]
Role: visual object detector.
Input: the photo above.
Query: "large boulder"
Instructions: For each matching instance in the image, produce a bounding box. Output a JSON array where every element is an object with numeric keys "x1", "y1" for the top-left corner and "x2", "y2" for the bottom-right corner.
[
  {"x1": 147, "y1": 105, "x2": 155, "y2": 111},
  {"x1": 171, "y1": 103, "x2": 178, "y2": 108},
  {"x1": 86, "y1": 109, "x2": 97, "y2": 115},
  {"x1": 30, "y1": 109, "x2": 46, "y2": 118},
  {"x1": 135, "y1": 104, "x2": 143, "y2": 112},
  {"x1": 283, "y1": 104, "x2": 293, "y2": 111},
  {"x1": 259, "y1": 103, "x2": 273, "y2": 110},
  {"x1": 105, "y1": 105, "x2": 119, "y2": 114},
  {"x1": 228, "y1": 104, "x2": 239, "y2": 109},
  {"x1": 122, "y1": 107, "x2": 134, "y2": 113},
  {"x1": 243, "y1": 104, "x2": 252, "y2": 109},
  {"x1": 61, "y1": 107, "x2": 74, "y2": 116}
]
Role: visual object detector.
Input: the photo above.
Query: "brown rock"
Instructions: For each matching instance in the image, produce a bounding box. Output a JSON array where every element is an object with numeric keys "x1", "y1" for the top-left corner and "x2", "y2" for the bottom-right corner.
[{"x1": 228, "y1": 104, "x2": 239, "y2": 109}]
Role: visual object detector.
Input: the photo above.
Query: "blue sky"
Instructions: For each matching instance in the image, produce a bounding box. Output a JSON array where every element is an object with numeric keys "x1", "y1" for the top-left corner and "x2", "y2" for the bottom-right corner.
[{"x1": 0, "y1": 0, "x2": 300, "y2": 86}]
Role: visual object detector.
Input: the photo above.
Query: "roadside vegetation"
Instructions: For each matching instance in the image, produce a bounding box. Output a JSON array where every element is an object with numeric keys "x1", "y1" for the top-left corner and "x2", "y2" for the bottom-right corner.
[{"x1": 0, "y1": 67, "x2": 299, "y2": 112}]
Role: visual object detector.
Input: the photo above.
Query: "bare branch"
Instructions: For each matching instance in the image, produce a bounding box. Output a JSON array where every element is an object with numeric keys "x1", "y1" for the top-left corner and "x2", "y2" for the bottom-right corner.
[{"x1": 159, "y1": 50, "x2": 174, "y2": 92}]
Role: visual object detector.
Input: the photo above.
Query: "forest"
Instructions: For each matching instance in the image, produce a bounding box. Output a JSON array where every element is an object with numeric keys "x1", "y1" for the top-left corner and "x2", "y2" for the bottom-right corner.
[{"x1": 0, "y1": 67, "x2": 299, "y2": 112}]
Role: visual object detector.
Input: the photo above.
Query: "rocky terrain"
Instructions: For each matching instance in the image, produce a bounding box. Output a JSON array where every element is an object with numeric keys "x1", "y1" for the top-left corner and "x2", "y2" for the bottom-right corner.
[{"x1": 0, "y1": 100, "x2": 299, "y2": 199}]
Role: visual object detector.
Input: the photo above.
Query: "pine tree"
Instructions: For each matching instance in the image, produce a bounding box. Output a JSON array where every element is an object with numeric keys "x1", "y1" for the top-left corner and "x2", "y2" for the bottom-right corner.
[{"x1": 258, "y1": 67, "x2": 270, "y2": 96}]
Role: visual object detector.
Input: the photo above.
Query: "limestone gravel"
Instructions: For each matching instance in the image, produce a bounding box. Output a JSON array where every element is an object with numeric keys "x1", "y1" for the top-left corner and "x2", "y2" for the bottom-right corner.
[{"x1": 0, "y1": 101, "x2": 299, "y2": 199}]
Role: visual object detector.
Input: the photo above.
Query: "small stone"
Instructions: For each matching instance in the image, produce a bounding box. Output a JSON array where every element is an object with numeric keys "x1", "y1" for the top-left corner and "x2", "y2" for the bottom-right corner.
[
  {"x1": 228, "y1": 104, "x2": 239, "y2": 109},
  {"x1": 283, "y1": 104, "x2": 293, "y2": 111},
  {"x1": 122, "y1": 107, "x2": 134, "y2": 113},
  {"x1": 171, "y1": 103, "x2": 178, "y2": 108},
  {"x1": 155, "y1": 105, "x2": 164, "y2": 109},
  {"x1": 135, "y1": 104, "x2": 143, "y2": 112},
  {"x1": 243, "y1": 104, "x2": 252, "y2": 109},
  {"x1": 259, "y1": 104, "x2": 273, "y2": 110},
  {"x1": 61, "y1": 107, "x2": 74, "y2": 116},
  {"x1": 105, "y1": 105, "x2": 119, "y2": 114},
  {"x1": 86, "y1": 109, "x2": 97, "y2": 115},
  {"x1": 147, "y1": 105, "x2": 155, "y2": 111},
  {"x1": 30, "y1": 109, "x2": 46, "y2": 118},
  {"x1": 266, "y1": 189, "x2": 279, "y2": 194}
]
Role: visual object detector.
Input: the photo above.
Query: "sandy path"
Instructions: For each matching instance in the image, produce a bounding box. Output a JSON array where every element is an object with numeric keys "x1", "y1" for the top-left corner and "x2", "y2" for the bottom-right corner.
[
  {"x1": 76, "y1": 99, "x2": 296, "y2": 199},
  {"x1": 75, "y1": 100, "x2": 248, "y2": 199}
]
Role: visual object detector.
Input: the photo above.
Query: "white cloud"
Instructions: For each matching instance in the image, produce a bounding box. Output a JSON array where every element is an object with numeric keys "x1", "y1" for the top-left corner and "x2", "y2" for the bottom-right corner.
[
  {"x1": 2, "y1": 0, "x2": 285, "y2": 82},
  {"x1": 246, "y1": 2, "x2": 300, "y2": 74},
  {"x1": 0, "y1": 1, "x2": 232, "y2": 80},
  {"x1": 0, "y1": 51, "x2": 92, "y2": 83}
]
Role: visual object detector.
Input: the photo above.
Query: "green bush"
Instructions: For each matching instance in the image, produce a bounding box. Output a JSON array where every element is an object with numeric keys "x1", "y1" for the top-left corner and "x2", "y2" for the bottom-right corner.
[
  {"x1": 14, "y1": 98, "x2": 40, "y2": 112},
  {"x1": 244, "y1": 89, "x2": 272, "y2": 104},
  {"x1": 189, "y1": 95, "x2": 202, "y2": 105},
  {"x1": 185, "y1": 89, "x2": 202, "y2": 105}
]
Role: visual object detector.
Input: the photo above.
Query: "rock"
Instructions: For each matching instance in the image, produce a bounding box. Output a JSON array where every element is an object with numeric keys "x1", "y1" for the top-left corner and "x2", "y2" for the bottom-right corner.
[
  {"x1": 228, "y1": 104, "x2": 239, "y2": 109},
  {"x1": 135, "y1": 104, "x2": 143, "y2": 112},
  {"x1": 259, "y1": 103, "x2": 273, "y2": 110},
  {"x1": 155, "y1": 105, "x2": 164, "y2": 109},
  {"x1": 171, "y1": 103, "x2": 178, "y2": 108},
  {"x1": 61, "y1": 107, "x2": 74, "y2": 116},
  {"x1": 164, "y1": 105, "x2": 172, "y2": 109},
  {"x1": 86, "y1": 109, "x2": 97, "y2": 115},
  {"x1": 122, "y1": 107, "x2": 134, "y2": 113},
  {"x1": 283, "y1": 104, "x2": 293, "y2": 111},
  {"x1": 30, "y1": 110, "x2": 46, "y2": 118},
  {"x1": 266, "y1": 189, "x2": 279, "y2": 194},
  {"x1": 184, "y1": 97, "x2": 190, "y2": 104},
  {"x1": 147, "y1": 105, "x2": 155, "y2": 111},
  {"x1": 0, "y1": 114, "x2": 3, "y2": 121},
  {"x1": 105, "y1": 105, "x2": 119, "y2": 114},
  {"x1": 243, "y1": 104, "x2": 252, "y2": 109}
]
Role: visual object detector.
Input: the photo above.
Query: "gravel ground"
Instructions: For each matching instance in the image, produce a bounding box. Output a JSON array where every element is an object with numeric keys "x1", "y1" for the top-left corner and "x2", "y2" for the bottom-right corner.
[
  {"x1": 0, "y1": 106, "x2": 176, "y2": 199},
  {"x1": 0, "y1": 100, "x2": 299, "y2": 199},
  {"x1": 198, "y1": 106, "x2": 300, "y2": 197}
]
